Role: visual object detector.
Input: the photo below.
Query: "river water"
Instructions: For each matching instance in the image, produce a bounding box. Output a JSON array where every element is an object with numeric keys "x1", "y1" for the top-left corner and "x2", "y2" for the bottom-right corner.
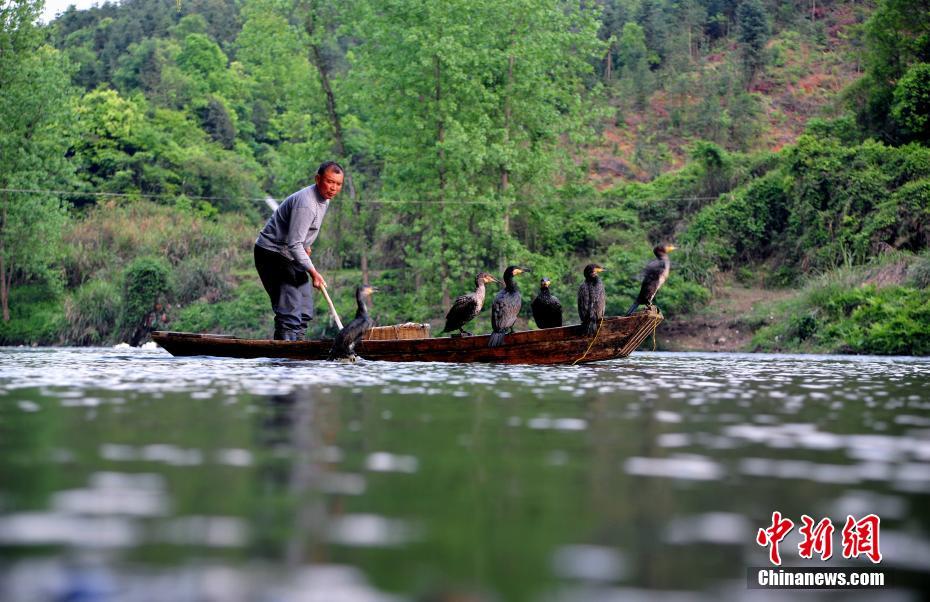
[{"x1": 1, "y1": 347, "x2": 928, "y2": 601}]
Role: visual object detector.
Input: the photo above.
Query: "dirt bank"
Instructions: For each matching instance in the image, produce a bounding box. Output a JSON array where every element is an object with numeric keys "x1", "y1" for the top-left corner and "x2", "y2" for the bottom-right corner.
[{"x1": 657, "y1": 284, "x2": 795, "y2": 352}]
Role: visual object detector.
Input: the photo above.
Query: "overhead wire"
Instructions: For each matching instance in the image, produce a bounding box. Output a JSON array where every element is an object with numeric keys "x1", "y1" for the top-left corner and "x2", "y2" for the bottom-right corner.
[{"x1": 0, "y1": 186, "x2": 721, "y2": 206}]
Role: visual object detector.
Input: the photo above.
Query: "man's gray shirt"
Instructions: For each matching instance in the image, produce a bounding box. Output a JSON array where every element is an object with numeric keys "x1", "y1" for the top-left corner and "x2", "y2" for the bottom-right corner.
[{"x1": 255, "y1": 184, "x2": 329, "y2": 272}]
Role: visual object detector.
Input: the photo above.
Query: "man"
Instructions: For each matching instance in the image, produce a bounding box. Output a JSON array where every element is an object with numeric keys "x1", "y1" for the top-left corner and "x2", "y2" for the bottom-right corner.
[{"x1": 254, "y1": 161, "x2": 344, "y2": 340}]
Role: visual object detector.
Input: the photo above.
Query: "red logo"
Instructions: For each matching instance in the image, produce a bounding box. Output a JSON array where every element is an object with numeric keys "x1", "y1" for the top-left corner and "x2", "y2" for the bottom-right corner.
[
  {"x1": 757, "y1": 512, "x2": 881, "y2": 565},
  {"x1": 798, "y1": 515, "x2": 835, "y2": 561},
  {"x1": 842, "y1": 514, "x2": 882, "y2": 563},
  {"x1": 756, "y1": 511, "x2": 795, "y2": 566}
]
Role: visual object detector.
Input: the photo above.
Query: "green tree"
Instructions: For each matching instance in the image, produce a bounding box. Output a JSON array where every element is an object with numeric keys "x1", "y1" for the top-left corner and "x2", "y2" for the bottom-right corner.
[
  {"x1": 849, "y1": 0, "x2": 930, "y2": 142},
  {"x1": 353, "y1": 0, "x2": 602, "y2": 311},
  {"x1": 736, "y1": 0, "x2": 770, "y2": 86},
  {"x1": 119, "y1": 255, "x2": 171, "y2": 346},
  {"x1": 892, "y1": 62, "x2": 930, "y2": 141},
  {"x1": 617, "y1": 21, "x2": 651, "y2": 108},
  {"x1": 73, "y1": 87, "x2": 146, "y2": 192},
  {"x1": 0, "y1": 0, "x2": 76, "y2": 321}
]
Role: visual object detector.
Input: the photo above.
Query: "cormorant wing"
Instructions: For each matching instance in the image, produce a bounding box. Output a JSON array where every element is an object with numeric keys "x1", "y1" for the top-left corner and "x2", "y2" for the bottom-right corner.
[
  {"x1": 446, "y1": 294, "x2": 478, "y2": 319},
  {"x1": 443, "y1": 294, "x2": 478, "y2": 332},
  {"x1": 491, "y1": 291, "x2": 505, "y2": 331},
  {"x1": 640, "y1": 258, "x2": 665, "y2": 280},
  {"x1": 577, "y1": 283, "x2": 591, "y2": 322},
  {"x1": 492, "y1": 291, "x2": 519, "y2": 331}
]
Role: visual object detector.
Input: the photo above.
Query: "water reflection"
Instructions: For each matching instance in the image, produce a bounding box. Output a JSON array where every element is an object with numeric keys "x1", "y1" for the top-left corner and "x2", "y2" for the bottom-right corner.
[{"x1": 0, "y1": 347, "x2": 928, "y2": 600}]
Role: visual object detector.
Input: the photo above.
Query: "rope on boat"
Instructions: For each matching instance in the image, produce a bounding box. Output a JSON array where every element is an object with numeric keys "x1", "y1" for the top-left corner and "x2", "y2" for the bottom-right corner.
[
  {"x1": 650, "y1": 312, "x2": 662, "y2": 351},
  {"x1": 572, "y1": 317, "x2": 604, "y2": 366}
]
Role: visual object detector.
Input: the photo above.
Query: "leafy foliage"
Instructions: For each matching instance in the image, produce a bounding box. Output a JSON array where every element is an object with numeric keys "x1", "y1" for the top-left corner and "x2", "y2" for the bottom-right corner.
[
  {"x1": 682, "y1": 134, "x2": 930, "y2": 280},
  {"x1": 119, "y1": 255, "x2": 172, "y2": 345},
  {"x1": 849, "y1": 0, "x2": 930, "y2": 143},
  {"x1": 736, "y1": 0, "x2": 770, "y2": 84},
  {"x1": 0, "y1": 0, "x2": 76, "y2": 320},
  {"x1": 892, "y1": 62, "x2": 930, "y2": 138},
  {"x1": 753, "y1": 283, "x2": 930, "y2": 355},
  {"x1": 0, "y1": 284, "x2": 66, "y2": 345},
  {"x1": 64, "y1": 279, "x2": 121, "y2": 345},
  {"x1": 172, "y1": 279, "x2": 271, "y2": 338}
]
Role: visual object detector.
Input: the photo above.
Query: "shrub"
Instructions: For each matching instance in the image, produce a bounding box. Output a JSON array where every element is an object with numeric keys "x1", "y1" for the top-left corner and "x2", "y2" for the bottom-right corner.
[
  {"x1": 172, "y1": 279, "x2": 271, "y2": 338},
  {"x1": 64, "y1": 280, "x2": 121, "y2": 345},
  {"x1": 62, "y1": 200, "x2": 255, "y2": 287},
  {"x1": 119, "y1": 256, "x2": 172, "y2": 345},
  {"x1": 0, "y1": 285, "x2": 66, "y2": 345},
  {"x1": 753, "y1": 282, "x2": 930, "y2": 355},
  {"x1": 909, "y1": 253, "x2": 930, "y2": 288},
  {"x1": 861, "y1": 178, "x2": 930, "y2": 254},
  {"x1": 892, "y1": 62, "x2": 930, "y2": 140},
  {"x1": 175, "y1": 255, "x2": 232, "y2": 304}
]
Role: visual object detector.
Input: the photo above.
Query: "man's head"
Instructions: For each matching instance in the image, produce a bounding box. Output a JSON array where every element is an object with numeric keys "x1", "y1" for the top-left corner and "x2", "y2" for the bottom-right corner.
[{"x1": 315, "y1": 161, "x2": 345, "y2": 200}]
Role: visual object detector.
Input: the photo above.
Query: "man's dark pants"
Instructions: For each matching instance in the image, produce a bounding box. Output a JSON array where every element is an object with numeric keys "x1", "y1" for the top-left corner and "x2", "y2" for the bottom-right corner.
[{"x1": 254, "y1": 245, "x2": 314, "y2": 340}]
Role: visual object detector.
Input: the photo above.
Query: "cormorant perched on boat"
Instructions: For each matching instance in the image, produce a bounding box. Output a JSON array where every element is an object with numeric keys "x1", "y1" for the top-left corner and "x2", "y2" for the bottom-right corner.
[
  {"x1": 531, "y1": 277, "x2": 563, "y2": 329},
  {"x1": 441, "y1": 272, "x2": 500, "y2": 336},
  {"x1": 329, "y1": 285, "x2": 377, "y2": 360},
  {"x1": 627, "y1": 244, "x2": 676, "y2": 315},
  {"x1": 577, "y1": 263, "x2": 607, "y2": 336},
  {"x1": 490, "y1": 266, "x2": 530, "y2": 348}
]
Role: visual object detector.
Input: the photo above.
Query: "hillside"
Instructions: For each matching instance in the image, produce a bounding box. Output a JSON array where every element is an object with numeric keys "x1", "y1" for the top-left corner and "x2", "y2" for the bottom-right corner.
[
  {"x1": 589, "y1": 1, "x2": 870, "y2": 186},
  {"x1": 0, "y1": 0, "x2": 928, "y2": 354}
]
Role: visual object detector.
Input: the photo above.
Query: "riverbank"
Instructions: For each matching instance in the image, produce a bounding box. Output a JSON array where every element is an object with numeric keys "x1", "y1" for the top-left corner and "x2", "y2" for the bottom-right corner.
[
  {"x1": 662, "y1": 256, "x2": 930, "y2": 355},
  {"x1": 660, "y1": 283, "x2": 794, "y2": 352}
]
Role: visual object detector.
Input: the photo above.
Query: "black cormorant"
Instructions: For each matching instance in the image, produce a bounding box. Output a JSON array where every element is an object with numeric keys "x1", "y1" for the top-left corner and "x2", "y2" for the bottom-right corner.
[
  {"x1": 531, "y1": 277, "x2": 563, "y2": 329},
  {"x1": 441, "y1": 272, "x2": 500, "y2": 336},
  {"x1": 577, "y1": 263, "x2": 607, "y2": 336},
  {"x1": 626, "y1": 244, "x2": 676, "y2": 315},
  {"x1": 329, "y1": 285, "x2": 377, "y2": 360},
  {"x1": 490, "y1": 266, "x2": 530, "y2": 348}
]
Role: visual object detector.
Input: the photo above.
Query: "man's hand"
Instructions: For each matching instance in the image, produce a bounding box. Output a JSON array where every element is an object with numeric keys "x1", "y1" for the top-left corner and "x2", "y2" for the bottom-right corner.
[{"x1": 309, "y1": 268, "x2": 327, "y2": 290}]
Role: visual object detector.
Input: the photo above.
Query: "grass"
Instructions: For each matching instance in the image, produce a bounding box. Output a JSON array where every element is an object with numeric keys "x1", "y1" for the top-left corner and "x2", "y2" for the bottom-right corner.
[
  {"x1": 751, "y1": 252, "x2": 930, "y2": 354},
  {"x1": 0, "y1": 284, "x2": 67, "y2": 346}
]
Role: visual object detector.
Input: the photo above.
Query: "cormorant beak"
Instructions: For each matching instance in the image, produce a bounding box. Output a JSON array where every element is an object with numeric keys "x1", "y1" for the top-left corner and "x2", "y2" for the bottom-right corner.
[
  {"x1": 667, "y1": 245, "x2": 677, "y2": 252},
  {"x1": 366, "y1": 286, "x2": 379, "y2": 294},
  {"x1": 595, "y1": 266, "x2": 607, "y2": 273},
  {"x1": 514, "y1": 267, "x2": 531, "y2": 275},
  {"x1": 486, "y1": 276, "x2": 500, "y2": 284}
]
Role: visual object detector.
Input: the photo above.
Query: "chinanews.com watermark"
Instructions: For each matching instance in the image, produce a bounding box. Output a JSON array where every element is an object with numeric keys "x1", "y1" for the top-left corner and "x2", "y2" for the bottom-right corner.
[
  {"x1": 749, "y1": 567, "x2": 885, "y2": 589},
  {"x1": 749, "y1": 511, "x2": 887, "y2": 590}
]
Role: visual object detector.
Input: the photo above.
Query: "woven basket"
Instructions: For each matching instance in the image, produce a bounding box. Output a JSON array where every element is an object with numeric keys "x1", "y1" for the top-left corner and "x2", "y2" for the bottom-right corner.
[{"x1": 363, "y1": 322, "x2": 431, "y2": 341}]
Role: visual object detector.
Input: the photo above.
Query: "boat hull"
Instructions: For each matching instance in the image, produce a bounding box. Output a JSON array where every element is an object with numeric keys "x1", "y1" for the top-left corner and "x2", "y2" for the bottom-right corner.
[{"x1": 152, "y1": 310, "x2": 662, "y2": 365}]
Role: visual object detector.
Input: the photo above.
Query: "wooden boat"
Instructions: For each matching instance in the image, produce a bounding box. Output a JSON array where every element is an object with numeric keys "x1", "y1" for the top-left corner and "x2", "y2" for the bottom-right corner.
[{"x1": 152, "y1": 309, "x2": 662, "y2": 365}]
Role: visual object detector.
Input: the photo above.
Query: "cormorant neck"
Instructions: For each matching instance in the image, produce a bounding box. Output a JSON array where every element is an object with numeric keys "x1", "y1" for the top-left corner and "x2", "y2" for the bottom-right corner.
[
  {"x1": 504, "y1": 276, "x2": 518, "y2": 292},
  {"x1": 585, "y1": 274, "x2": 599, "y2": 284},
  {"x1": 355, "y1": 291, "x2": 368, "y2": 318}
]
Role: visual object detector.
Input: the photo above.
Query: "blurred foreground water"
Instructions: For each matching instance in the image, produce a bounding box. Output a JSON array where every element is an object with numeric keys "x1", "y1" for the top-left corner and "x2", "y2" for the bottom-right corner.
[{"x1": 1, "y1": 347, "x2": 929, "y2": 601}]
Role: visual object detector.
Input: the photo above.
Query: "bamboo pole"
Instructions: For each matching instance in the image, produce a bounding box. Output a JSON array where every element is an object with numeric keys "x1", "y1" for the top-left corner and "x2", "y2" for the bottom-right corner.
[{"x1": 319, "y1": 285, "x2": 343, "y2": 330}]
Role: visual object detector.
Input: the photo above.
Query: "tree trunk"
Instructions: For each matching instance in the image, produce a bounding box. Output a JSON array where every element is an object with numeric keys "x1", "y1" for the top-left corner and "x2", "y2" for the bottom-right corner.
[
  {"x1": 0, "y1": 248, "x2": 8, "y2": 322},
  {"x1": 500, "y1": 51, "x2": 515, "y2": 274},
  {"x1": 0, "y1": 197, "x2": 8, "y2": 322},
  {"x1": 604, "y1": 46, "x2": 613, "y2": 83},
  {"x1": 304, "y1": 2, "x2": 368, "y2": 281},
  {"x1": 435, "y1": 54, "x2": 450, "y2": 310}
]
